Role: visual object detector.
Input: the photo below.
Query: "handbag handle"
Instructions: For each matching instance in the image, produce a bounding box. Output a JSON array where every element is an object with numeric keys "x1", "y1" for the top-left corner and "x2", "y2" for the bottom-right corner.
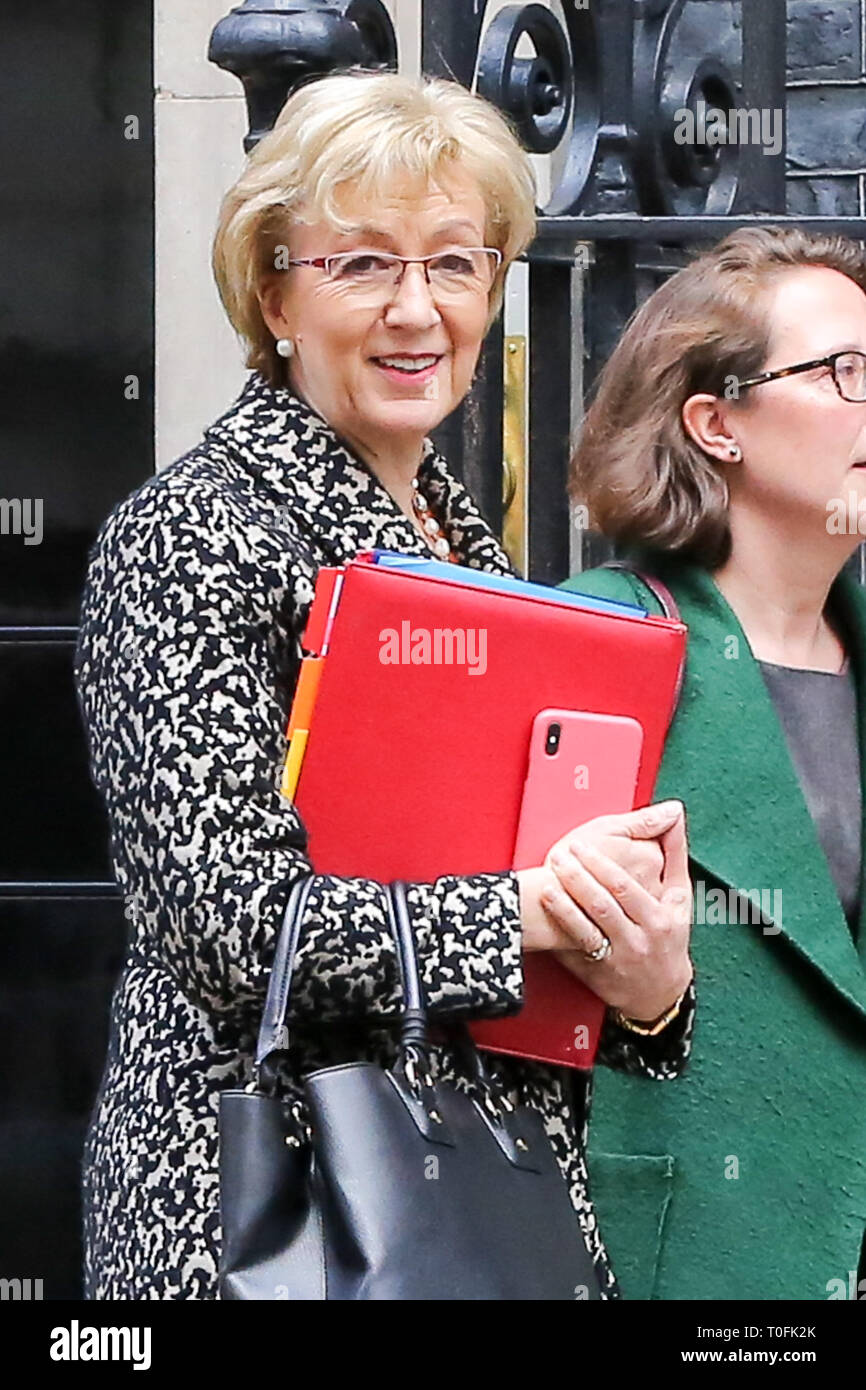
[
  {"x1": 253, "y1": 874, "x2": 433, "y2": 1092},
  {"x1": 384, "y1": 879, "x2": 431, "y2": 1053},
  {"x1": 602, "y1": 559, "x2": 685, "y2": 729},
  {"x1": 602, "y1": 559, "x2": 681, "y2": 622},
  {"x1": 253, "y1": 873, "x2": 512, "y2": 1127},
  {"x1": 254, "y1": 872, "x2": 317, "y2": 1088},
  {"x1": 387, "y1": 881, "x2": 518, "y2": 1125}
]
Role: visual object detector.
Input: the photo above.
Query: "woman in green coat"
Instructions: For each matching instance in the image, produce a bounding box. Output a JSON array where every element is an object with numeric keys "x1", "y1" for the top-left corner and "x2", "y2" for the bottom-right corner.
[{"x1": 558, "y1": 225, "x2": 866, "y2": 1300}]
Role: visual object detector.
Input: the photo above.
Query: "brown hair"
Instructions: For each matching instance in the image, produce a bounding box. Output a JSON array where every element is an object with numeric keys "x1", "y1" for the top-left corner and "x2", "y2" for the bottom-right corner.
[{"x1": 569, "y1": 226, "x2": 866, "y2": 568}]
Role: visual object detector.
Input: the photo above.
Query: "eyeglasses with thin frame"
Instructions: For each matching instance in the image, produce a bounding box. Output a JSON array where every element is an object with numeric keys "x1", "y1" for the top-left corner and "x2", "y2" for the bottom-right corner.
[
  {"x1": 737, "y1": 349, "x2": 866, "y2": 403},
  {"x1": 283, "y1": 248, "x2": 503, "y2": 301}
]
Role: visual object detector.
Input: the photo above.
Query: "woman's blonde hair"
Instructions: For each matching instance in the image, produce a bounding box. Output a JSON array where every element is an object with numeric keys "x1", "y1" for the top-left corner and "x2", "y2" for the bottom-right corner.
[
  {"x1": 570, "y1": 226, "x2": 866, "y2": 568},
  {"x1": 212, "y1": 70, "x2": 537, "y2": 384}
]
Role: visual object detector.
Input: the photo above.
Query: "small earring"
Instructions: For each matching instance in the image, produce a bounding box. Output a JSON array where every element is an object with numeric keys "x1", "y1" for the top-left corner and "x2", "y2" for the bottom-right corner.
[
  {"x1": 276, "y1": 338, "x2": 294, "y2": 359},
  {"x1": 728, "y1": 444, "x2": 742, "y2": 460}
]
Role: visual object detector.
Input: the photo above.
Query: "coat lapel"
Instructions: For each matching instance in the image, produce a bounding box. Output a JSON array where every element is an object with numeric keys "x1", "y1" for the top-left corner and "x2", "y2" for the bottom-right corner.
[
  {"x1": 835, "y1": 568, "x2": 866, "y2": 965},
  {"x1": 648, "y1": 560, "x2": 866, "y2": 1020},
  {"x1": 203, "y1": 372, "x2": 516, "y2": 576}
]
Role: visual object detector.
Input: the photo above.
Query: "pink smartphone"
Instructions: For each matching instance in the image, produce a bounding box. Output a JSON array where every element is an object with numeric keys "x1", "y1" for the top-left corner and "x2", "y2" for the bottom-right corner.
[{"x1": 512, "y1": 708, "x2": 645, "y2": 869}]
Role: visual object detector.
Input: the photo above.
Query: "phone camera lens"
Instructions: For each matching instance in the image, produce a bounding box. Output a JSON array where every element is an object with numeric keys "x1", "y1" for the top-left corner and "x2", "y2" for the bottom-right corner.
[{"x1": 544, "y1": 722, "x2": 561, "y2": 756}]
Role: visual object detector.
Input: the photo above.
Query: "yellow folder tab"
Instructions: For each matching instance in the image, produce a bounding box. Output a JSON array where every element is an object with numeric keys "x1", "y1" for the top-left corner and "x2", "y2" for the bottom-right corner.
[
  {"x1": 287, "y1": 657, "x2": 324, "y2": 739},
  {"x1": 280, "y1": 729, "x2": 309, "y2": 802}
]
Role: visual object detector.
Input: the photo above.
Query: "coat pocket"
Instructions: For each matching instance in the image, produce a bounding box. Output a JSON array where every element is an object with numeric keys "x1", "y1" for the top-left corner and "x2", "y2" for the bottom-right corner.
[{"x1": 589, "y1": 1152, "x2": 676, "y2": 1300}]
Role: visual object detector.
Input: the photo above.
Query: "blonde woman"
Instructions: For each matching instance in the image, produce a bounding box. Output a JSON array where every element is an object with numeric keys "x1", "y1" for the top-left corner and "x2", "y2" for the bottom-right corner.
[
  {"x1": 75, "y1": 71, "x2": 694, "y2": 1300},
  {"x1": 564, "y1": 227, "x2": 866, "y2": 1299}
]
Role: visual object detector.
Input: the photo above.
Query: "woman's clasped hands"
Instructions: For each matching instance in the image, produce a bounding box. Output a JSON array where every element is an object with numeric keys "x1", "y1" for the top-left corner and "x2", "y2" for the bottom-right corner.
[{"x1": 516, "y1": 800, "x2": 693, "y2": 1024}]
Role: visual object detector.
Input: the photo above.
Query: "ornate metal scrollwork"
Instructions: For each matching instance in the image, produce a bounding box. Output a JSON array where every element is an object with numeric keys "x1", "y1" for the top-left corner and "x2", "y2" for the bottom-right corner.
[
  {"x1": 476, "y1": 3, "x2": 572, "y2": 155},
  {"x1": 633, "y1": 0, "x2": 740, "y2": 215},
  {"x1": 659, "y1": 58, "x2": 739, "y2": 207},
  {"x1": 209, "y1": 0, "x2": 397, "y2": 151},
  {"x1": 476, "y1": 1, "x2": 600, "y2": 215},
  {"x1": 543, "y1": 1, "x2": 602, "y2": 215}
]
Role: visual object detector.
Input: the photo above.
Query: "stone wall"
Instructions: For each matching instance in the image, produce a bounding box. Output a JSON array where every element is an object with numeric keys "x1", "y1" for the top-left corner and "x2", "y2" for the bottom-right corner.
[{"x1": 672, "y1": 0, "x2": 866, "y2": 215}]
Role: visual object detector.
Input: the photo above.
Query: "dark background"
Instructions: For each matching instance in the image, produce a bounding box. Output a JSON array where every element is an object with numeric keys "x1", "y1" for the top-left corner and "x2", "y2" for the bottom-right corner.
[{"x1": 1, "y1": 0, "x2": 153, "y2": 1298}]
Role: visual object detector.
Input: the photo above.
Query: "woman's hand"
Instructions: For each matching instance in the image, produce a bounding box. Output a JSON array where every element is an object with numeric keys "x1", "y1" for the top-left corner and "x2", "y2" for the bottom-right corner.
[
  {"x1": 515, "y1": 801, "x2": 693, "y2": 1022},
  {"x1": 544, "y1": 805, "x2": 669, "y2": 897}
]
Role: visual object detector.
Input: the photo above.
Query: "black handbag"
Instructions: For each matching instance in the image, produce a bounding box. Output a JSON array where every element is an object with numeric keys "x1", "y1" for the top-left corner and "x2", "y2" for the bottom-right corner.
[{"x1": 218, "y1": 874, "x2": 602, "y2": 1300}]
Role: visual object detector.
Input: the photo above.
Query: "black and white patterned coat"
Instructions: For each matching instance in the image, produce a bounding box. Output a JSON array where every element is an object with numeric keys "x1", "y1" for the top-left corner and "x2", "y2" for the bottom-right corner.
[{"x1": 74, "y1": 371, "x2": 695, "y2": 1300}]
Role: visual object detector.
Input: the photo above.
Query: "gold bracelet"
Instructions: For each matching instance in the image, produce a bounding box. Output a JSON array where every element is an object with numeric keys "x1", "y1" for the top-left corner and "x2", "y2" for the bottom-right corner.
[{"x1": 611, "y1": 986, "x2": 690, "y2": 1037}]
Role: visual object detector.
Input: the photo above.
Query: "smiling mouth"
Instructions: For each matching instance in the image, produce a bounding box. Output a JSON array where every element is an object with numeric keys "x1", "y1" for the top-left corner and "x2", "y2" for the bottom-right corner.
[{"x1": 371, "y1": 354, "x2": 442, "y2": 376}]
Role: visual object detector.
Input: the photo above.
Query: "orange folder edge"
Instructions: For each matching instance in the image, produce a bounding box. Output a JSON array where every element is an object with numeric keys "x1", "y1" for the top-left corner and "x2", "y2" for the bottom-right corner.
[{"x1": 281, "y1": 657, "x2": 324, "y2": 800}]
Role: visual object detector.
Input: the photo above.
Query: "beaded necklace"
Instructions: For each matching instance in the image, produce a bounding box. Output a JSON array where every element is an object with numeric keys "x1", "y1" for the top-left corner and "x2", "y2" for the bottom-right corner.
[{"x1": 410, "y1": 475, "x2": 458, "y2": 563}]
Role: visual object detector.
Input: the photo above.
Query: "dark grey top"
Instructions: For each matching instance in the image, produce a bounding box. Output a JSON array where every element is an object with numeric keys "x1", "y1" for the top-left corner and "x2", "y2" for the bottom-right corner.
[{"x1": 758, "y1": 659, "x2": 862, "y2": 937}]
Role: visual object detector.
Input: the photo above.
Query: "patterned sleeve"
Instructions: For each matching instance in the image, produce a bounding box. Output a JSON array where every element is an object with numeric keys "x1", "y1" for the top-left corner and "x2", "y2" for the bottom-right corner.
[
  {"x1": 595, "y1": 980, "x2": 696, "y2": 1079},
  {"x1": 73, "y1": 478, "x2": 524, "y2": 1026}
]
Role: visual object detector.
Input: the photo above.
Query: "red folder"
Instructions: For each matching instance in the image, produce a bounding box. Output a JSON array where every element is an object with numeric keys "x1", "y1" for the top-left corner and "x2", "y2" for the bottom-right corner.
[{"x1": 284, "y1": 555, "x2": 686, "y2": 1068}]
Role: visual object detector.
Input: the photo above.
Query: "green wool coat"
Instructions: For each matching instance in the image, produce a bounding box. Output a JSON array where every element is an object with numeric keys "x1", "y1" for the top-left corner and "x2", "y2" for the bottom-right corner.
[{"x1": 559, "y1": 557, "x2": 866, "y2": 1301}]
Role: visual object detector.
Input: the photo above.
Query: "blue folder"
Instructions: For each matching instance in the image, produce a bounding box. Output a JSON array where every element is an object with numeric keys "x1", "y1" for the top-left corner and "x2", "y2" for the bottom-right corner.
[{"x1": 367, "y1": 550, "x2": 647, "y2": 620}]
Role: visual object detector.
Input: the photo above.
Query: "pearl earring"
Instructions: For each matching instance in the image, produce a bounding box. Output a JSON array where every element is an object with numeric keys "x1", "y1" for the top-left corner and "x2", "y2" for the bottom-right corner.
[{"x1": 276, "y1": 338, "x2": 294, "y2": 359}]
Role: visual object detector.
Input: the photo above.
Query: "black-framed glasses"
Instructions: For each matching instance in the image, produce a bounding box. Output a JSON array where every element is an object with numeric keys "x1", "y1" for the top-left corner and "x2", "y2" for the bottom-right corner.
[
  {"x1": 738, "y1": 350, "x2": 866, "y2": 402},
  {"x1": 283, "y1": 248, "x2": 502, "y2": 303}
]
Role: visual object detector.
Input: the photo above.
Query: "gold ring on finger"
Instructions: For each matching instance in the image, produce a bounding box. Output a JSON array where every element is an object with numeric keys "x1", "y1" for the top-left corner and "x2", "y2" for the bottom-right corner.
[{"x1": 583, "y1": 933, "x2": 612, "y2": 963}]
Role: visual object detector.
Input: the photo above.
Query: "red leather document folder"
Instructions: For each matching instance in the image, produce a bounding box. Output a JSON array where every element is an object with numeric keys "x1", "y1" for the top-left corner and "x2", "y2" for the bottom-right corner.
[{"x1": 284, "y1": 555, "x2": 686, "y2": 1068}]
